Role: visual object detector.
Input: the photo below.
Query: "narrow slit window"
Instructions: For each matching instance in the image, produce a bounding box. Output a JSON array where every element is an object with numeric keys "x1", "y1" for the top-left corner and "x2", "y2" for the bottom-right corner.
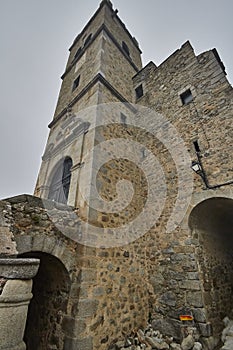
[
  {"x1": 135, "y1": 84, "x2": 143, "y2": 99},
  {"x1": 84, "y1": 33, "x2": 92, "y2": 47},
  {"x1": 122, "y1": 41, "x2": 130, "y2": 57},
  {"x1": 120, "y1": 113, "x2": 127, "y2": 126},
  {"x1": 74, "y1": 47, "x2": 82, "y2": 60},
  {"x1": 180, "y1": 89, "x2": 193, "y2": 105},
  {"x1": 193, "y1": 140, "x2": 201, "y2": 153},
  {"x1": 72, "y1": 75, "x2": 80, "y2": 91}
]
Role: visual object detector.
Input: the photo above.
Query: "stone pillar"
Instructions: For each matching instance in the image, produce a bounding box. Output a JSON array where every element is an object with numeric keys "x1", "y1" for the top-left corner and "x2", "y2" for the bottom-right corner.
[{"x1": 0, "y1": 258, "x2": 40, "y2": 350}]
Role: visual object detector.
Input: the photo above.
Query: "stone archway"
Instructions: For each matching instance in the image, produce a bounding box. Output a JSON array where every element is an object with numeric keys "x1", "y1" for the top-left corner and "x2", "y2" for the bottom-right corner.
[
  {"x1": 189, "y1": 197, "x2": 233, "y2": 335},
  {"x1": 19, "y1": 251, "x2": 71, "y2": 350}
]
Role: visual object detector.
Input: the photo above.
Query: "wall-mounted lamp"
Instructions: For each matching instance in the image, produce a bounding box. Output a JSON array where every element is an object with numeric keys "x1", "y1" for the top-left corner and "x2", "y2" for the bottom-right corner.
[
  {"x1": 191, "y1": 161, "x2": 203, "y2": 176},
  {"x1": 191, "y1": 159, "x2": 233, "y2": 190},
  {"x1": 191, "y1": 160, "x2": 208, "y2": 187},
  {"x1": 191, "y1": 141, "x2": 233, "y2": 190}
]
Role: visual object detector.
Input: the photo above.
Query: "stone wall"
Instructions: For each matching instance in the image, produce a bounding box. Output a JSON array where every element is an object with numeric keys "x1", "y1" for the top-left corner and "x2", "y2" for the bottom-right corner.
[
  {"x1": 33, "y1": 42, "x2": 233, "y2": 345},
  {"x1": 0, "y1": 195, "x2": 82, "y2": 349},
  {"x1": 189, "y1": 197, "x2": 233, "y2": 337},
  {"x1": 133, "y1": 41, "x2": 233, "y2": 186},
  {"x1": 0, "y1": 195, "x2": 151, "y2": 350},
  {"x1": 74, "y1": 39, "x2": 233, "y2": 345},
  {"x1": 21, "y1": 2, "x2": 233, "y2": 349},
  {"x1": 34, "y1": 83, "x2": 100, "y2": 207},
  {"x1": 130, "y1": 40, "x2": 233, "y2": 341},
  {"x1": 35, "y1": 0, "x2": 143, "y2": 212},
  {"x1": 0, "y1": 200, "x2": 17, "y2": 256}
]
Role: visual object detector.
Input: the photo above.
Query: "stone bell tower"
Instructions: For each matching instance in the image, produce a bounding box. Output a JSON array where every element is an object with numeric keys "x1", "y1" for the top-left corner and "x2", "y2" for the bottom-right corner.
[
  {"x1": 2, "y1": 1, "x2": 233, "y2": 349},
  {"x1": 34, "y1": 0, "x2": 142, "y2": 214}
]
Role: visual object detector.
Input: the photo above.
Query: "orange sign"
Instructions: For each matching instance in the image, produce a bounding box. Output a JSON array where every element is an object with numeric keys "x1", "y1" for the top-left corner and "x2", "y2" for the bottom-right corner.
[{"x1": 179, "y1": 315, "x2": 194, "y2": 321}]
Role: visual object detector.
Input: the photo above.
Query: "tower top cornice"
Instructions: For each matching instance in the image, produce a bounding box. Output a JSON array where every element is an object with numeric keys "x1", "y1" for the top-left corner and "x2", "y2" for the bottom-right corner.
[
  {"x1": 99, "y1": 0, "x2": 113, "y2": 8},
  {"x1": 69, "y1": 0, "x2": 141, "y2": 53}
]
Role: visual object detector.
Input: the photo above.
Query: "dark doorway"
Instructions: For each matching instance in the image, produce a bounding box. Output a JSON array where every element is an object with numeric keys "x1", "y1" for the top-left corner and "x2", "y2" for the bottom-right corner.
[
  {"x1": 189, "y1": 197, "x2": 233, "y2": 335},
  {"x1": 19, "y1": 252, "x2": 71, "y2": 350}
]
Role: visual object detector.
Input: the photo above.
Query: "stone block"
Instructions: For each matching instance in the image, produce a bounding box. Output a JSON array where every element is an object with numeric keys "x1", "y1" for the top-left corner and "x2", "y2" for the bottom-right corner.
[
  {"x1": 0, "y1": 258, "x2": 40, "y2": 279},
  {"x1": 201, "y1": 336, "x2": 219, "y2": 350},
  {"x1": 203, "y1": 291, "x2": 212, "y2": 305},
  {"x1": 179, "y1": 280, "x2": 201, "y2": 291},
  {"x1": 152, "y1": 318, "x2": 182, "y2": 341},
  {"x1": 198, "y1": 322, "x2": 213, "y2": 337},
  {"x1": 159, "y1": 291, "x2": 177, "y2": 307},
  {"x1": 181, "y1": 334, "x2": 194, "y2": 350},
  {"x1": 32, "y1": 235, "x2": 46, "y2": 251},
  {"x1": 80, "y1": 269, "x2": 97, "y2": 282},
  {"x1": 62, "y1": 316, "x2": 86, "y2": 337},
  {"x1": 192, "y1": 342, "x2": 202, "y2": 350},
  {"x1": 76, "y1": 299, "x2": 99, "y2": 318},
  {"x1": 0, "y1": 226, "x2": 17, "y2": 256},
  {"x1": 185, "y1": 272, "x2": 199, "y2": 280},
  {"x1": 42, "y1": 236, "x2": 57, "y2": 254},
  {"x1": 63, "y1": 336, "x2": 93, "y2": 350},
  {"x1": 192, "y1": 308, "x2": 207, "y2": 323},
  {"x1": 93, "y1": 286, "x2": 105, "y2": 296},
  {"x1": 15, "y1": 235, "x2": 32, "y2": 254},
  {"x1": 186, "y1": 291, "x2": 203, "y2": 307},
  {"x1": 79, "y1": 286, "x2": 88, "y2": 298},
  {"x1": 0, "y1": 213, "x2": 7, "y2": 228}
]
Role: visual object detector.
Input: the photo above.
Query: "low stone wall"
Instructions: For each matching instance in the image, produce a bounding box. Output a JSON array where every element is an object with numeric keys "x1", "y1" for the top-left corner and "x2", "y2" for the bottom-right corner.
[{"x1": 0, "y1": 195, "x2": 150, "y2": 350}]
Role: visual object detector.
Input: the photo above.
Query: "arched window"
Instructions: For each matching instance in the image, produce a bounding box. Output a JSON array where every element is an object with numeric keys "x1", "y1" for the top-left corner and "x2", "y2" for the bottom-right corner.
[{"x1": 48, "y1": 157, "x2": 73, "y2": 204}]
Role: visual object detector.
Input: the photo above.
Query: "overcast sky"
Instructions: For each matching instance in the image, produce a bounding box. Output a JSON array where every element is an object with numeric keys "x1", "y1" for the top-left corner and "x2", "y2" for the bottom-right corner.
[{"x1": 0, "y1": 0, "x2": 232, "y2": 200}]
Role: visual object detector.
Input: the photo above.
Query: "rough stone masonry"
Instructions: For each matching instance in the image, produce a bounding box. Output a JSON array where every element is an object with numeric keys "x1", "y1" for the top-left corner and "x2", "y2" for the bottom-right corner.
[{"x1": 0, "y1": 1, "x2": 233, "y2": 350}]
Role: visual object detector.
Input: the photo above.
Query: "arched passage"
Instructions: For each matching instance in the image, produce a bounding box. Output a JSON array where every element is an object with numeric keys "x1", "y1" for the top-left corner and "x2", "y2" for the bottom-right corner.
[
  {"x1": 189, "y1": 197, "x2": 233, "y2": 334},
  {"x1": 19, "y1": 252, "x2": 71, "y2": 350}
]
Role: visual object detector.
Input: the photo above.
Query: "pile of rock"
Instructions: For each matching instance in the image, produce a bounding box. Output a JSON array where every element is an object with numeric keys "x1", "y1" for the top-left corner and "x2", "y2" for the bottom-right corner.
[
  {"x1": 220, "y1": 316, "x2": 233, "y2": 350},
  {"x1": 111, "y1": 323, "x2": 202, "y2": 350}
]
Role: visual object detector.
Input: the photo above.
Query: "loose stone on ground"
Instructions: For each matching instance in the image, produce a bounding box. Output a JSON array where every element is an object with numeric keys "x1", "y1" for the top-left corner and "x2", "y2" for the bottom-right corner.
[{"x1": 110, "y1": 323, "x2": 203, "y2": 350}]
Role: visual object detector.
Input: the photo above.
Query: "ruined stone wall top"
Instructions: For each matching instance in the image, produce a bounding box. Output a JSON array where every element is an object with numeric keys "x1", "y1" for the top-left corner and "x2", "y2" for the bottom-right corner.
[{"x1": 0, "y1": 201, "x2": 17, "y2": 256}]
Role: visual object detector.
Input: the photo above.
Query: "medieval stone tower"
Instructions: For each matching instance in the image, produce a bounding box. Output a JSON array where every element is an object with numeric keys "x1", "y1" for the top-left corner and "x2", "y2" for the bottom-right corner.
[
  {"x1": 0, "y1": 1, "x2": 233, "y2": 350},
  {"x1": 34, "y1": 0, "x2": 142, "y2": 213}
]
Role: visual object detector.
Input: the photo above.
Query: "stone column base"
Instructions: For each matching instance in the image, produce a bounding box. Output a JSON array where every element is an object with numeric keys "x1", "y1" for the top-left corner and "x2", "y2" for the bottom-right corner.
[{"x1": 0, "y1": 258, "x2": 40, "y2": 350}]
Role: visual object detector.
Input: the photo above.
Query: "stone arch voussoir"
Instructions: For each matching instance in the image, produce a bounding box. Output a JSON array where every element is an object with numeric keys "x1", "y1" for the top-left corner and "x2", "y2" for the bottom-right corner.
[
  {"x1": 181, "y1": 187, "x2": 233, "y2": 231},
  {"x1": 15, "y1": 234, "x2": 77, "y2": 274}
]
